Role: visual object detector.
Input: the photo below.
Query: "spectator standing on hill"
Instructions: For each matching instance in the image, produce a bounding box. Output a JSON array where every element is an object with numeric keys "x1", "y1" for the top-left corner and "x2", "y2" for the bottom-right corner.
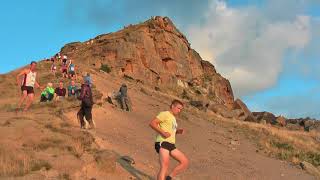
[
  {"x1": 61, "y1": 63, "x2": 68, "y2": 78},
  {"x1": 77, "y1": 78, "x2": 94, "y2": 129},
  {"x1": 118, "y1": 83, "x2": 131, "y2": 111},
  {"x1": 84, "y1": 73, "x2": 92, "y2": 87},
  {"x1": 68, "y1": 59, "x2": 77, "y2": 80},
  {"x1": 149, "y1": 100, "x2": 189, "y2": 180},
  {"x1": 51, "y1": 61, "x2": 57, "y2": 77},
  {"x1": 16, "y1": 61, "x2": 41, "y2": 112}
]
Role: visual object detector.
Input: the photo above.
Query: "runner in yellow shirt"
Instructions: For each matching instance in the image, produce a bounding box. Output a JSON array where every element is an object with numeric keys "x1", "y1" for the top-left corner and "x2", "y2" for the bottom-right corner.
[{"x1": 149, "y1": 99, "x2": 189, "y2": 180}]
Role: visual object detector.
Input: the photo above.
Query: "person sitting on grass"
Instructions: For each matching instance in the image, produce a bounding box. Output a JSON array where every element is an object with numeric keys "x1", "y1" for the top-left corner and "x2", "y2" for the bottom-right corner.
[
  {"x1": 54, "y1": 81, "x2": 66, "y2": 101},
  {"x1": 40, "y1": 83, "x2": 54, "y2": 102},
  {"x1": 68, "y1": 80, "x2": 79, "y2": 98}
]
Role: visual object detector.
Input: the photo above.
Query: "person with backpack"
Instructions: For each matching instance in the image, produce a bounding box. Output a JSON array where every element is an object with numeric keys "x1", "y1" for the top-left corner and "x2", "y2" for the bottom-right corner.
[
  {"x1": 118, "y1": 83, "x2": 131, "y2": 111},
  {"x1": 77, "y1": 78, "x2": 94, "y2": 129}
]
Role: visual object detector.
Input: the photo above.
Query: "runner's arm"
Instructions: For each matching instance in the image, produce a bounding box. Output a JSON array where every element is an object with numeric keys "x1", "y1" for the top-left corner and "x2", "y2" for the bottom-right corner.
[
  {"x1": 16, "y1": 69, "x2": 27, "y2": 86},
  {"x1": 176, "y1": 128, "x2": 185, "y2": 135},
  {"x1": 149, "y1": 118, "x2": 171, "y2": 138},
  {"x1": 35, "y1": 76, "x2": 40, "y2": 89}
]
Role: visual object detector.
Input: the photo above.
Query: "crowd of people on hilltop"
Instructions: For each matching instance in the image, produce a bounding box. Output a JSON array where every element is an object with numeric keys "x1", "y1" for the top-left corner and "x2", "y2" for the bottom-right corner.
[
  {"x1": 16, "y1": 54, "x2": 95, "y2": 129},
  {"x1": 15, "y1": 54, "x2": 188, "y2": 180}
]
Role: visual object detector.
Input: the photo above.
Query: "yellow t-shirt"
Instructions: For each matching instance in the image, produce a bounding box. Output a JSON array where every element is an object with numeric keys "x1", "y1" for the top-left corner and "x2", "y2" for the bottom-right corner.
[{"x1": 155, "y1": 111, "x2": 177, "y2": 144}]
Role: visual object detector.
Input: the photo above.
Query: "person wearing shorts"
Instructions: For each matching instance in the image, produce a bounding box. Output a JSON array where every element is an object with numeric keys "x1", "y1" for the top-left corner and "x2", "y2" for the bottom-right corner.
[
  {"x1": 149, "y1": 100, "x2": 189, "y2": 180},
  {"x1": 68, "y1": 60, "x2": 77, "y2": 79},
  {"x1": 61, "y1": 64, "x2": 68, "y2": 78},
  {"x1": 16, "y1": 61, "x2": 41, "y2": 111}
]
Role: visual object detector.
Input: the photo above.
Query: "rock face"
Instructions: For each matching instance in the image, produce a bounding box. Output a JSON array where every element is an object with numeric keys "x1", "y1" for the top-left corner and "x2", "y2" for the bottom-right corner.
[
  {"x1": 253, "y1": 111, "x2": 277, "y2": 124},
  {"x1": 60, "y1": 16, "x2": 234, "y2": 107},
  {"x1": 275, "y1": 116, "x2": 287, "y2": 127},
  {"x1": 233, "y1": 99, "x2": 258, "y2": 122}
]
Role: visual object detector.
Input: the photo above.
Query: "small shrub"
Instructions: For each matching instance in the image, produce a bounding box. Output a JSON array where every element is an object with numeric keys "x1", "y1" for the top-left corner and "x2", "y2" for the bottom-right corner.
[
  {"x1": 31, "y1": 160, "x2": 51, "y2": 171},
  {"x1": 59, "y1": 173, "x2": 71, "y2": 180},
  {"x1": 100, "y1": 64, "x2": 111, "y2": 73},
  {"x1": 181, "y1": 89, "x2": 190, "y2": 100},
  {"x1": 270, "y1": 140, "x2": 294, "y2": 151}
]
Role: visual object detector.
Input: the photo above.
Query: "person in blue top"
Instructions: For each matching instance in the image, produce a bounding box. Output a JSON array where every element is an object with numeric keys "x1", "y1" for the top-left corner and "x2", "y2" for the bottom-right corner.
[
  {"x1": 68, "y1": 59, "x2": 77, "y2": 80},
  {"x1": 68, "y1": 80, "x2": 79, "y2": 98},
  {"x1": 84, "y1": 73, "x2": 92, "y2": 87}
]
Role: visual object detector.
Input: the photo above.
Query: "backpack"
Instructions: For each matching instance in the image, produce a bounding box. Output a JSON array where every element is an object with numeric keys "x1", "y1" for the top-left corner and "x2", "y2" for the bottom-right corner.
[{"x1": 69, "y1": 64, "x2": 75, "y2": 72}]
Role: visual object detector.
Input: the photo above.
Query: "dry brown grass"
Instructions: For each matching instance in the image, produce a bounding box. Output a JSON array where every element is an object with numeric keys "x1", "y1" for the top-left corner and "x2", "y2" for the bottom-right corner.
[
  {"x1": 0, "y1": 147, "x2": 51, "y2": 177},
  {"x1": 210, "y1": 114, "x2": 320, "y2": 167}
]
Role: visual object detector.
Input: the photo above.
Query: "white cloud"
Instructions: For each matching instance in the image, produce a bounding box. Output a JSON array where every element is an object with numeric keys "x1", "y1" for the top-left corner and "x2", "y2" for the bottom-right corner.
[{"x1": 187, "y1": 0, "x2": 311, "y2": 97}]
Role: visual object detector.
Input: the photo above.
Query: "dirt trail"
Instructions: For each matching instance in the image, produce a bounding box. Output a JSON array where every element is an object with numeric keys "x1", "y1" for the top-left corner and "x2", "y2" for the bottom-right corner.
[{"x1": 64, "y1": 72, "x2": 315, "y2": 180}]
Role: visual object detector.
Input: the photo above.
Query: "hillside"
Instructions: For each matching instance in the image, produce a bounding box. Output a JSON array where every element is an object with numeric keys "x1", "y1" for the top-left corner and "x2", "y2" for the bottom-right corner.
[{"x1": 0, "y1": 16, "x2": 319, "y2": 179}]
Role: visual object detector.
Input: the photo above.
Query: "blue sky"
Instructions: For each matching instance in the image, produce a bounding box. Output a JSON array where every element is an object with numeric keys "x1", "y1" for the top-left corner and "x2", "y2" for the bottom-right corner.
[{"x1": 1, "y1": 0, "x2": 319, "y2": 119}]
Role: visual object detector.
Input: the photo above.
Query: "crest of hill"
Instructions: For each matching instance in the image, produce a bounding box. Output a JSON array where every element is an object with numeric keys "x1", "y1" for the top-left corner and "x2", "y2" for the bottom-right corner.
[{"x1": 60, "y1": 16, "x2": 234, "y2": 108}]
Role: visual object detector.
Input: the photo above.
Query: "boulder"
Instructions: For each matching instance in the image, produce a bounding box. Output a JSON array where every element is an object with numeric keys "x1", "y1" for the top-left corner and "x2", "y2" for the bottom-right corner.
[
  {"x1": 233, "y1": 99, "x2": 258, "y2": 122},
  {"x1": 209, "y1": 104, "x2": 234, "y2": 119},
  {"x1": 275, "y1": 116, "x2": 287, "y2": 127},
  {"x1": 253, "y1": 111, "x2": 277, "y2": 124}
]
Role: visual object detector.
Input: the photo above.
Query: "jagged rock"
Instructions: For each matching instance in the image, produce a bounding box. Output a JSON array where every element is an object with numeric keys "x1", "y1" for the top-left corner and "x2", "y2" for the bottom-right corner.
[
  {"x1": 233, "y1": 99, "x2": 251, "y2": 115},
  {"x1": 189, "y1": 101, "x2": 203, "y2": 109},
  {"x1": 60, "y1": 16, "x2": 234, "y2": 108},
  {"x1": 233, "y1": 99, "x2": 258, "y2": 122},
  {"x1": 253, "y1": 111, "x2": 277, "y2": 124},
  {"x1": 275, "y1": 116, "x2": 287, "y2": 127},
  {"x1": 303, "y1": 120, "x2": 320, "y2": 132},
  {"x1": 300, "y1": 161, "x2": 320, "y2": 178},
  {"x1": 209, "y1": 104, "x2": 234, "y2": 118}
]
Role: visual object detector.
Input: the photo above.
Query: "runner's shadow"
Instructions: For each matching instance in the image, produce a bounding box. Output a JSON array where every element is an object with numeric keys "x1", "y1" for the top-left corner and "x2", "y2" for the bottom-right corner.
[{"x1": 117, "y1": 156, "x2": 154, "y2": 180}]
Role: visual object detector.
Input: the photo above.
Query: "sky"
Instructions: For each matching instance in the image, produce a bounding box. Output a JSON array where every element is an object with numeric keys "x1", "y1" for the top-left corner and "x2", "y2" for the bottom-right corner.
[{"x1": 1, "y1": 0, "x2": 319, "y2": 119}]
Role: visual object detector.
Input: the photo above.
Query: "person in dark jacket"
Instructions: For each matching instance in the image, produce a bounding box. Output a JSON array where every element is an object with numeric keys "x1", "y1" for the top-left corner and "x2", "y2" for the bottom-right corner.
[
  {"x1": 77, "y1": 78, "x2": 94, "y2": 129},
  {"x1": 119, "y1": 83, "x2": 131, "y2": 111}
]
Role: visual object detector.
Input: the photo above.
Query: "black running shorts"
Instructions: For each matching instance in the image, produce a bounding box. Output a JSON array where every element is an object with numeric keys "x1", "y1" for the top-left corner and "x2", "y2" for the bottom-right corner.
[
  {"x1": 21, "y1": 86, "x2": 34, "y2": 94},
  {"x1": 155, "y1": 141, "x2": 176, "y2": 153}
]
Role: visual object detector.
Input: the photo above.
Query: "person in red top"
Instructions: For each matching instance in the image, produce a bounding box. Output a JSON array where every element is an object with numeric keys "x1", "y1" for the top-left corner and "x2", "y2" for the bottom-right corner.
[
  {"x1": 54, "y1": 81, "x2": 66, "y2": 101},
  {"x1": 16, "y1": 61, "x2": 41, "y2": 112}
]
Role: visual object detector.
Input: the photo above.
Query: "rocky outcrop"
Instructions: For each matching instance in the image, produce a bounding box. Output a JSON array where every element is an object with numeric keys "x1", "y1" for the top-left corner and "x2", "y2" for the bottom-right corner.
[
  {"x1": 253, "y1": 111, "x2": 277, "y2": 124},
  {"x1": 60, "y1": 16, "x2": 234, "y2": 107},
  {"x1": 275, "y1": 116, "x2": 287, "y2": 127},
  {"x1": 233, "y1": 99, "x2": 258, "y2": 122}
]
